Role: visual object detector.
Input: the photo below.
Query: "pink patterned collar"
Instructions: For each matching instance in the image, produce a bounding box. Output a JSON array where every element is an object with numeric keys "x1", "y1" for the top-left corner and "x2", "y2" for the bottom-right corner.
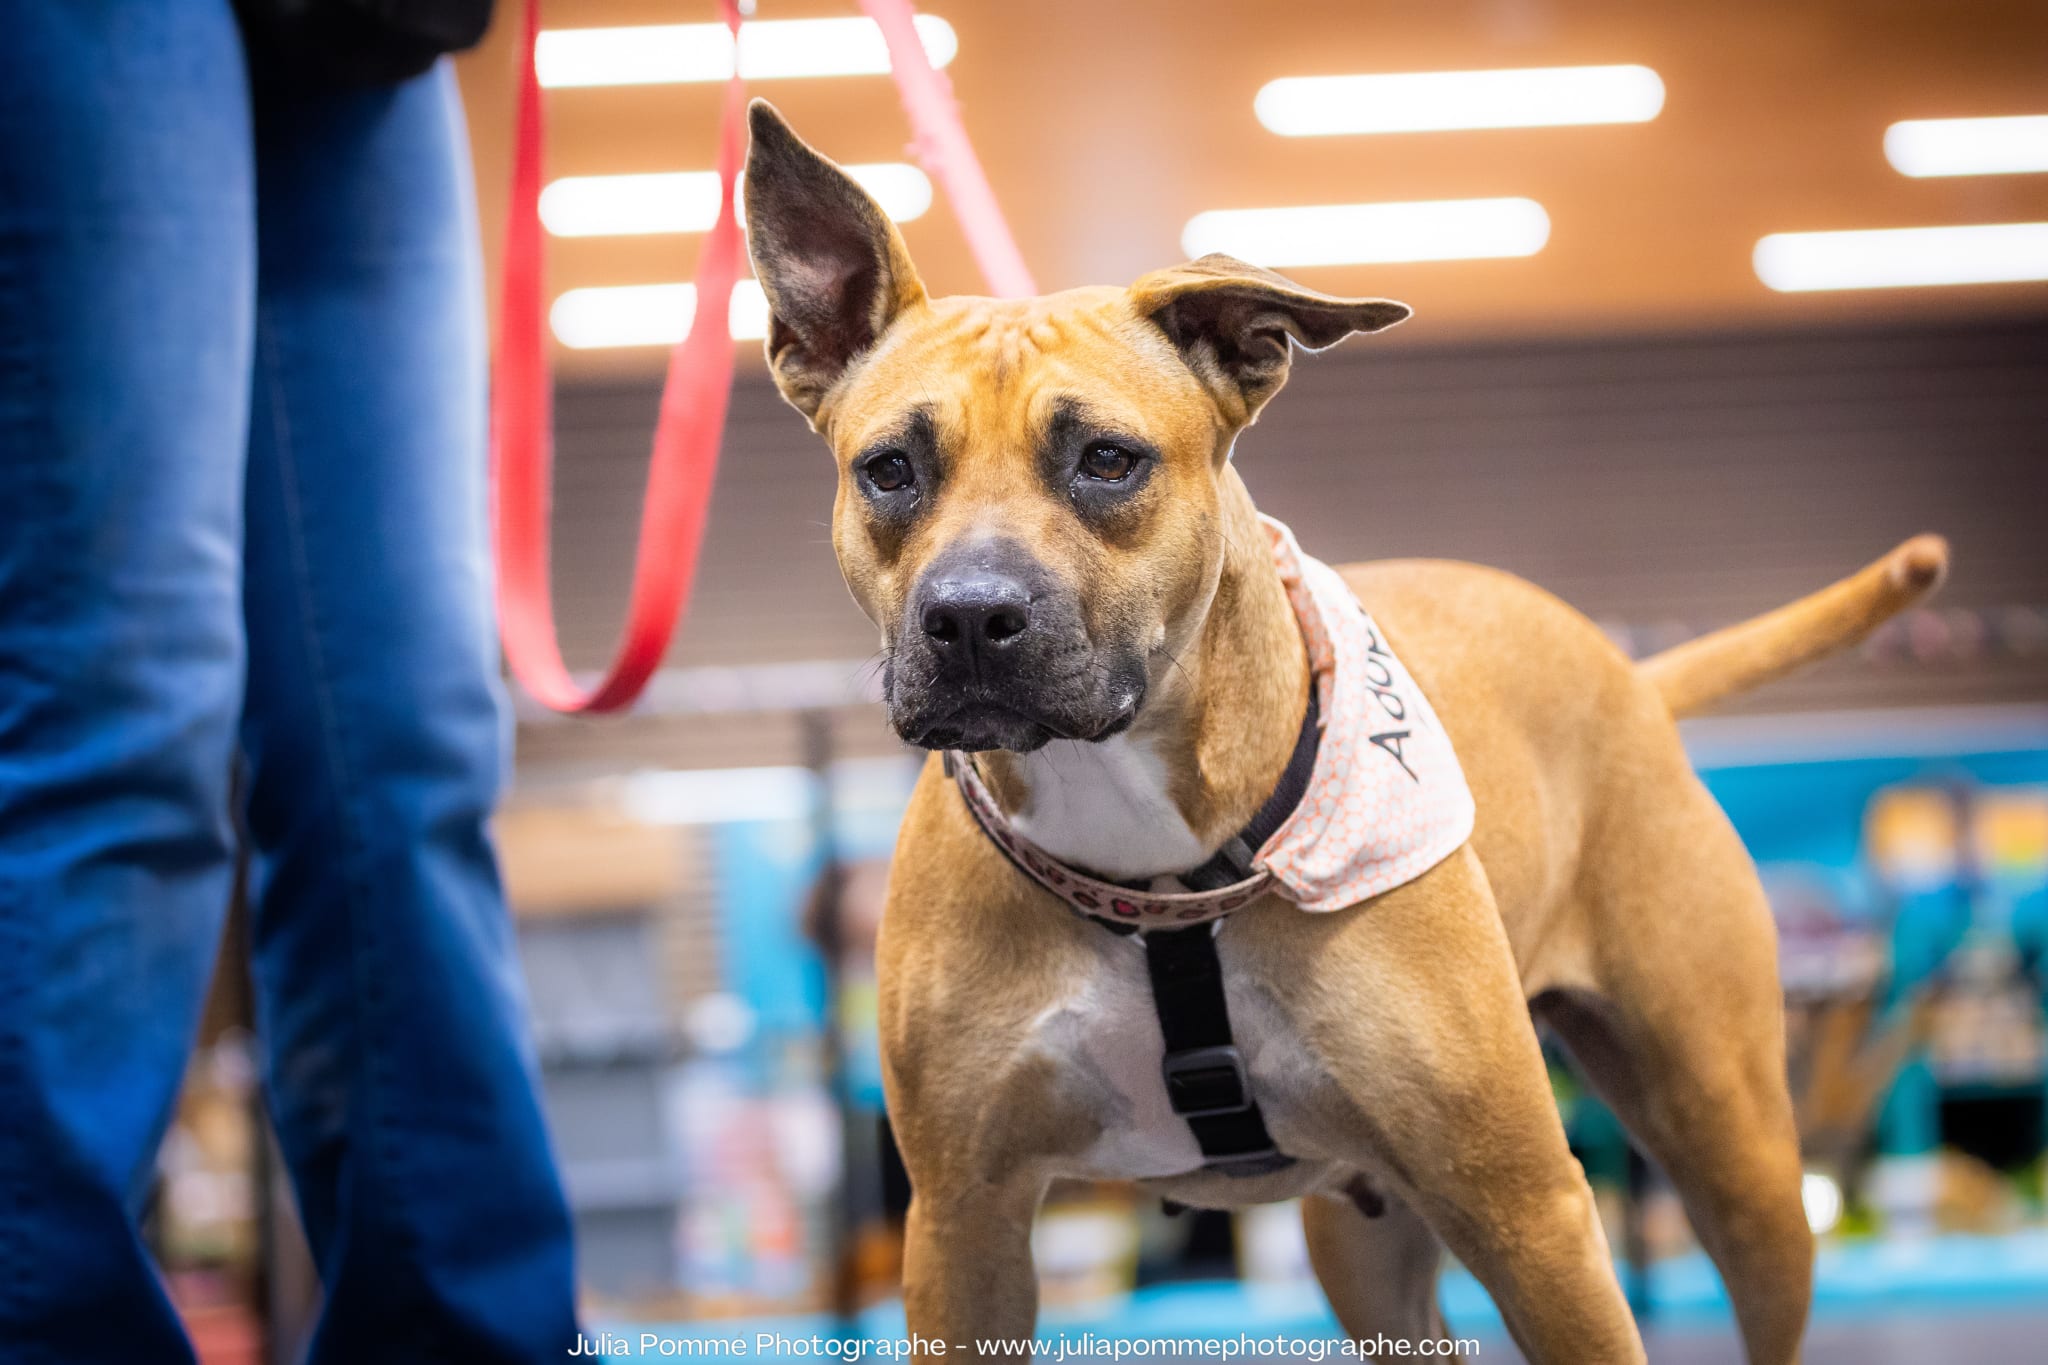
[{"x1": 949, "y1": 515, "x2": 1476, "y2": 929}]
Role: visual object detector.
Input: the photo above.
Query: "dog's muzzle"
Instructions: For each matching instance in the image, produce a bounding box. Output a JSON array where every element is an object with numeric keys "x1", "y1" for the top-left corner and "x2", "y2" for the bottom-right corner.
[{"x1": 885, "y1": 537, "x2": 1143, "y2": 752}]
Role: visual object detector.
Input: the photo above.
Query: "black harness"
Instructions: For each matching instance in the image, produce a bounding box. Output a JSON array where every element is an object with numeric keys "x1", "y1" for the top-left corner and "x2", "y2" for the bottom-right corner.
[
  {"x1": 1107, "y1": 690, "x2": 1321, "y2": 1177},
  {"x1": 1142, "y1": 927, "x2": 1293, "y2": 1176}
]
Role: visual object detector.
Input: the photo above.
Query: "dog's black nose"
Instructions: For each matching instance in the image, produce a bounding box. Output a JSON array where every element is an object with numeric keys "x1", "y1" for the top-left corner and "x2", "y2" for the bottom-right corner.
[{"x1": 919, "y1": 568, "x2": 1031, "y2": 661}]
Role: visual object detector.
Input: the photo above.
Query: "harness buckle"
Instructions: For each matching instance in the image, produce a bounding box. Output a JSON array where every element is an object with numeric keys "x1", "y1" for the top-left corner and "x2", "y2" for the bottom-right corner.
[{"x1": 1161, "y1": 1045, "x2": 1255, "y2": 1118}]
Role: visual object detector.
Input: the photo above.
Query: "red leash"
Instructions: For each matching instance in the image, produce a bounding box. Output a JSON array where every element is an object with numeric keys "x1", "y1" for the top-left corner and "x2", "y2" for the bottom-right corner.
[
  {"x1": 490, "y1": 0, "x2": 743, "y2": 714},
  {"x1": 491, "y1": 0, "x2": 1032, "y2": 713}
]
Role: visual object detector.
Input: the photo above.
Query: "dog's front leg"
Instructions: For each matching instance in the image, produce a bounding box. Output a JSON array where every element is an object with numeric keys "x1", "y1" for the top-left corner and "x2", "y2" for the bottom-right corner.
[
  {"x1": 901, "y1": 1173, "x2": 1043, "y2": 1361},
  {"x1": 1248, "y1": 849, "x2": 1644, "y2": 1365}
]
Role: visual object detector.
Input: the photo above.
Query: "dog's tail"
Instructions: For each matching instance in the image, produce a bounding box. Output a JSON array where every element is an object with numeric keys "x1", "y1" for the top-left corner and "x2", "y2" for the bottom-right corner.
[{"x1": 1639, "y1": 535, "x2": 1949, "y2": 719}]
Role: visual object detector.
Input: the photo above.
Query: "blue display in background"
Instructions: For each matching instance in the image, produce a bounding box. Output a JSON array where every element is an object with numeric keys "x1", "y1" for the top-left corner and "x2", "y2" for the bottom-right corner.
[
  {"x1": 1696, "y1": 738, "x2": 2048, "y2": 1161},
  {"x1": 707, "y1": 758, "x2": 921, "y2": 1104},
  {"x1": 1700, "y1": 749, "x2": 2048, "y2": 921},
  {"x1": 710, "y1": 817, "x2": 833, "y2": 1036}
]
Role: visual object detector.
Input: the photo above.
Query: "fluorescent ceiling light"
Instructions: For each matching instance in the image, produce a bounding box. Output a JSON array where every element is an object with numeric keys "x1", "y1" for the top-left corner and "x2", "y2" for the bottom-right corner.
[
  {"x1": 1753, "y1": 222, "x2": 2048, "y2": 291},
  {"x1": 1885, "y1": 115, "x2": 2048, "y2": 177},
  {"x1": 551, "y1": 280, "x2": 771, "y2": 349},
  {"x1": 1255, "y1": 64, "x2": 1664, "y2": 136},
  {"x1": 537, "y1": 15, "x2": 957, "y2": 88},
  {"x1": 540, "y1": 164, "x2": 933, "y2": 237},
  {"x1": 1182, "y1": 198, "x2": 1550, "y2": 267}
]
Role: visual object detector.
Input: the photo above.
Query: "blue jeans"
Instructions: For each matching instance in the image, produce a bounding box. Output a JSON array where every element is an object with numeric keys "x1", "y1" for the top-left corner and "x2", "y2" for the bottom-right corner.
[{"x1": 0, "y1": 3, "x2": 579, "y2": 1360}]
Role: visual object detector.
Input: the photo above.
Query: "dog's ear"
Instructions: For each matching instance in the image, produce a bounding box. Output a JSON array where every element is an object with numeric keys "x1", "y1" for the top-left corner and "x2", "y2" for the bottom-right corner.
[
  {"x1": 744, "y1": 100, "x2": 927, "y2": 423},
  {"x1": 1129, "y1": 255, "x2": 1409, "y2": 426}
]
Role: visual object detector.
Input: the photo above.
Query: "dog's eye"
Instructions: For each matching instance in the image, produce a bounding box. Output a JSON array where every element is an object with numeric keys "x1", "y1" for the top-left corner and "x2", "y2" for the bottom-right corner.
[
  {"x1": 862, "y1": 450, "x2": 915, "y2": 493},
  {"x1": 1078, "y1": 442, "x2": 1138, "y2": 482}
]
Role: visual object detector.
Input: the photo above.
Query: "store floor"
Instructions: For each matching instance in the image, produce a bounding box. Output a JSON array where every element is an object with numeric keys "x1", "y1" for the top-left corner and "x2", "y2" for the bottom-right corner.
[
  {"x1": 636, "y1": 1231, "x2": 2048, "y2": 1362},
  {"x1": 630, "y1": 1306, "x2": 2048, "y2": 1363},
  {"x1": 1463, "y1": 1305, "x2": 2048, "y2": 1363}
]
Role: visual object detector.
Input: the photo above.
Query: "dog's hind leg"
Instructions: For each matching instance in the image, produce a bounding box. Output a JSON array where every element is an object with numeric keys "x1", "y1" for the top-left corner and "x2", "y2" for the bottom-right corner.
[
  {"x1": 1544, "y1": 774, "x2": 1814, "y2": 1365},
  {"x1": 1302, "y1": 1184, "x2": 1452, "y2": 1354},
  {"x1": 1539, "y1": 983, "x2": 1811, "y2": 1365}
]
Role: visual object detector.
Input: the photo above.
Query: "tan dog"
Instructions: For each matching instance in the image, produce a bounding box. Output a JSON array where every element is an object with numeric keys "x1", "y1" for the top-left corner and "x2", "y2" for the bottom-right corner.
[{"x1": 741, "y1": 101, "x2": 1947, "y2": 1364}]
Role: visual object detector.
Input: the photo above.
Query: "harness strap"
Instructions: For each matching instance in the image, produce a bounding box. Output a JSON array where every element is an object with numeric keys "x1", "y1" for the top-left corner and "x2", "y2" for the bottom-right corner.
[
  {"x1": 1144, "y1": 693, "x2": 1315, "y2": 1175},
  {"x1": 1145, "y1": 924, "x2": 1293, "y2": 1176}
]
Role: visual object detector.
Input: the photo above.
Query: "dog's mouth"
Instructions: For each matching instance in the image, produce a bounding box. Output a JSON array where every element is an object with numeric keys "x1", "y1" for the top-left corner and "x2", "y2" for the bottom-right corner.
[
  {"x1": 903, "y1": 695, "x2": 1140, "y2": 753},
  {"x1": 910, "y1": 702, "x2": 1055, "y2": 753},
  {"x1": 881, "y1": 620, "x2": 1150, "y2": 753}
]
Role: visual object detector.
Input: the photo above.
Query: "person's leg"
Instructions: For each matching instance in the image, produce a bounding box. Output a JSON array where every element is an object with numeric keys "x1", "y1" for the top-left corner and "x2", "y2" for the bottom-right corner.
[
  {"x1": 238, "y1": 60, "x2": 579, "y2": 1363},
  {"x1": 0, "y1": 2, "x2": 253, "y2": 1358}
]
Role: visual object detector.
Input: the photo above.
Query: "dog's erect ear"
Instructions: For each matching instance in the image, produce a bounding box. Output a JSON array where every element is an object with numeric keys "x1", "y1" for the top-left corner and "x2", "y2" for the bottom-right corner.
[
  {"x1": 1129, "y1": 255, "x2": 1409, "y2": 426},
  {"x1": 744, "y1": 100, "x2": 927, "y2": 423}
]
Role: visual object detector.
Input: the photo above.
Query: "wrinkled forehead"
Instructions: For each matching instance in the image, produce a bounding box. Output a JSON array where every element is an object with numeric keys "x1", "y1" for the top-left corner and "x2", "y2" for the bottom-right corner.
[{"x1": 823, "y1": 287, "x2": 1214, "y2": 456}]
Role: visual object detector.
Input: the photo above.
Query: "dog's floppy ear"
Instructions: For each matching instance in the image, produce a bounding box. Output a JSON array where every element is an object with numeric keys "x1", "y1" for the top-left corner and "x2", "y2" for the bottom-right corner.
[
  {"x1": 744, "y1": 100, "x2": 927, "y2": 423},
  {"x1": 1129, "y1": 255, "x2": 1409, "y2": 426}
]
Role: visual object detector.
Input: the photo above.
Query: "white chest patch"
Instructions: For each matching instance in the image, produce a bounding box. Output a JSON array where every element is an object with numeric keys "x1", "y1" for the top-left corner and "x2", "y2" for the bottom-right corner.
[
  {"x1": 1024, "y1": 929, "x2": 1315, "y2": 1182},
  {"x1": 1008, "y1": 734, "x2": 1209, "y2": 883}
]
